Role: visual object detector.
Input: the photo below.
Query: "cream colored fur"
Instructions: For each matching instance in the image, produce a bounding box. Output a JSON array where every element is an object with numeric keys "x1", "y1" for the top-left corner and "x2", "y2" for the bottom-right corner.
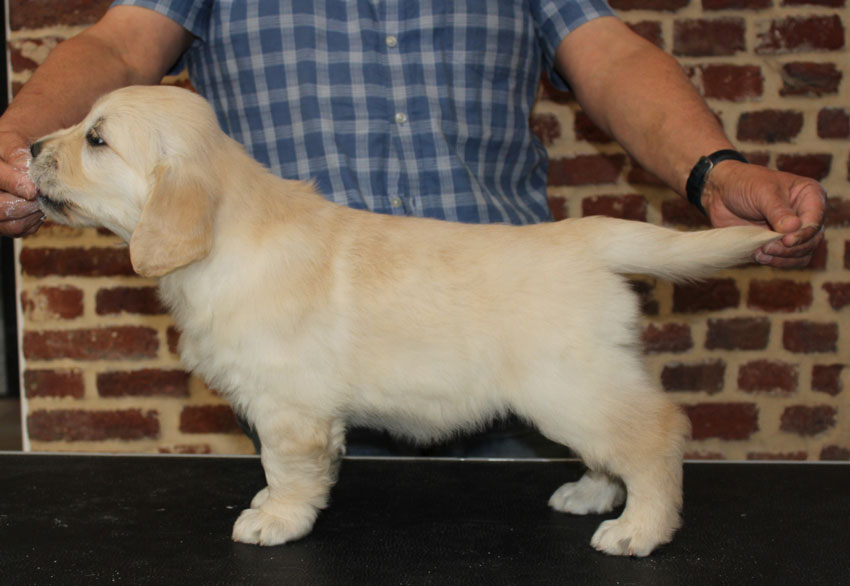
[{"x1": 30, "y1": 86, "x2": 781, "y2": 556}]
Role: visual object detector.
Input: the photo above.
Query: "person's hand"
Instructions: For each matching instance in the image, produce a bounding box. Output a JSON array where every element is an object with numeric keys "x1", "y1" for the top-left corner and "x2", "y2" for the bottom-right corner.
[
  {"x1": 701, "y1": 161, "x2": 826, "y2": 269},
  {"x1": 0, "y1": 129, "x2": 43, "y2": 238}
]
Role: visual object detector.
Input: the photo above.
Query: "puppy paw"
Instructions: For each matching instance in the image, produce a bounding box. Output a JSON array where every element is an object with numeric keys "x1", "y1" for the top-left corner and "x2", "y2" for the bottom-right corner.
[
  {"x1": 549, "y1": 472, "x2": 626, "y2": 515},
  {"x1": 232, "y1": 503, "x2": 317, "y2": 546},
  {"x1": 590, "y1": 517, "x2": 670, "y2": 557}
]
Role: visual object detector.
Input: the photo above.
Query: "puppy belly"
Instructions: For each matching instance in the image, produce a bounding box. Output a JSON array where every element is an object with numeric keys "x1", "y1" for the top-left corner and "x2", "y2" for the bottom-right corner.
[{"x1": 345, "y1": 399, "x2": 503, "y2": 445}]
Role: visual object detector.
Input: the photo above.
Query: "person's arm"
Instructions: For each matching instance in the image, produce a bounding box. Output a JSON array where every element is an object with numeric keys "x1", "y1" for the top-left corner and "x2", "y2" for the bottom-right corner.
[
  {"x1": 555, "y1": 16, "x2": 825, "y2": 269},
  {"x1": 0, "y1": 6, "x2": 192, "y2": 237}
]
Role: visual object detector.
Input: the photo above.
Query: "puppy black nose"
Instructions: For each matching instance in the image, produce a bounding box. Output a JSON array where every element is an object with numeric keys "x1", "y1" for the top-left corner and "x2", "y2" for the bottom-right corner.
[{"x1": 30, "y1": 141, "x2": 42, "y2": 159}]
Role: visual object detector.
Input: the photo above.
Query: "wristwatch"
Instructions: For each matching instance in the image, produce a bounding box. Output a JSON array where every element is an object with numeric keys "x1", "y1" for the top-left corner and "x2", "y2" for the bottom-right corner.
[{"x1": 685, "y1": 149, "x2": 749, "y2": 215}]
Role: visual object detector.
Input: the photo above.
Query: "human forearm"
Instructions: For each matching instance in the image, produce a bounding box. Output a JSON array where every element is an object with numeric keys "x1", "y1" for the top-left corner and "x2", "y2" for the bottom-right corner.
[
  {"x1": 554, "y1": 16, "x2": 825, "y2": 268},
  {"x1": 3, "y1": 36, "x2": 137, "y2": 142},
  {"x1": 2, "y1": 6, "x2": 191, "y2": 142},
  {"x1": 556, "y1": 18, "x2": 732, "y2": 196}
]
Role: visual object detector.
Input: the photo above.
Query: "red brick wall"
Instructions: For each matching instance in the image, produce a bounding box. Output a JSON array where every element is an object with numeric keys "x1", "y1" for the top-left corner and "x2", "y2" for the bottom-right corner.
[{"x1": 10, "y1": 0, "x2": 849, "y2": 459}]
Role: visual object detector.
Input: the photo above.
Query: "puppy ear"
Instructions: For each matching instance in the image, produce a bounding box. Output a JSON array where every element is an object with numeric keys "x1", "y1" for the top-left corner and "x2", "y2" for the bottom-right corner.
[{"x1": 130, "y1": 163, "x2": 215, "y2": 277}]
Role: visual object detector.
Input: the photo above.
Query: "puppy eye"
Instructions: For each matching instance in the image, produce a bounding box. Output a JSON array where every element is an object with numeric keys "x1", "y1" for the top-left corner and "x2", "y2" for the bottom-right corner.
[{"x1": 86, "y1": 129, "x2": 107, "y2": 148}]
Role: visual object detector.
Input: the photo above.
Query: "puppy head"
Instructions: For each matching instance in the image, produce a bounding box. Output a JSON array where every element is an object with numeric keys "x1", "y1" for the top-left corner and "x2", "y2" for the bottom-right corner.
[{"x1": 29, "y1": 85, "x2": 223, "y2": 277}]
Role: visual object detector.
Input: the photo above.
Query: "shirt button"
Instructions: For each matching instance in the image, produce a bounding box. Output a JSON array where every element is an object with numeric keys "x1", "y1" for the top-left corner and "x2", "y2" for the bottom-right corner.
[
  {"x1": 390, "y1": 196, "x2": 403, "y2": 208},
  {"x1": 385, "y1": 35, "x2": 398, "y2": 48},
  {"x1": 394, "y1": 112, "x2": 408, "y2": 125}
]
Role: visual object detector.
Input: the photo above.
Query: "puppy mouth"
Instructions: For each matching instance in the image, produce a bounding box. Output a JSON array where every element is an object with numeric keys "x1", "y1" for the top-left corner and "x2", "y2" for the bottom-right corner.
[{"x1": 36, "y1": 193, "x2": 69, "y2": 218}]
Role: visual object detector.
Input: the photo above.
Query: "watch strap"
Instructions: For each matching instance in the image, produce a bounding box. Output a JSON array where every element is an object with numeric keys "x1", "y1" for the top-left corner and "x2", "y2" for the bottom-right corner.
[{"x1": 686, "y1": 149, "x2": 749, "y2": 215}]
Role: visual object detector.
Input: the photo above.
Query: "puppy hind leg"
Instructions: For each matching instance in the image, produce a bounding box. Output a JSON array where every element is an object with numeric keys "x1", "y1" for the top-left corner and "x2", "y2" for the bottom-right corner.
[
  {"x1": 588, "y1": 399, "x2": 690, "y2": 557},
  {"x1": 531, "y1": 391, "x2": 689, "y2": 557},
  {"x1": 232, "y1": 414, "x2": 345, "y2": 546}
]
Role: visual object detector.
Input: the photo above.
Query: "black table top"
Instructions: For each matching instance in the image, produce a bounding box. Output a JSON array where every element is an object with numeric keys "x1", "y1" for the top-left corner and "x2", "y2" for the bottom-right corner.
[{"x1": 1, "y1": 453, "x2": 848, "y2": 585}]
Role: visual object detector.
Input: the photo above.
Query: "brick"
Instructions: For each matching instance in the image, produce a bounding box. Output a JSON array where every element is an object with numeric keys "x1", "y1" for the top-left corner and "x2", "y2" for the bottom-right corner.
[
  {"x1": 661, "y1": 199, "x2": 711, "y2": 228},
  {"x1": 705, "y1": 317, "x2": 770, "y2": 350},
  {"x1": 747, "y1": 279, "x2": 812, "y2": 312},
  {"x1": 812, "y1": 364, "x2": 844, "y2": 396},
  {"x1": 673, "y1": 19, "x2": 746, "y2": 57},
  {"x1": 9, "y1": 37, "x2": 62, "y2": 72},
  {"x1": 581, "y1": 194, "x2": 647, "y2": 221},
  {"x1": 23, "y1": 326, "x2": 159, "y2": 361},
  {"x1": 775, "y1": 154, "x2": 832, "y2": 182},
  {"x1": 27, "y1": 409, "x2": 159, "y2": 442},
  {"x1": 573, "y1": 111, "x2": 612, "y2": 144},
  {"x1": 818, "y1": 108, "x2": 850, "y2": 139},
  {"x1": 737, "y1": 110, "x2": 804, "y2": 143},
  {"x1": 782, "y1": 321, "x2": 838, "y2": 353},
  {"x1": 700, "y1": 64, "x2": 764, "y2": 102},
  {"x1": 642, "y1": 323, "x2": 692, "y2": 354},
  {"x1": 547, "y1": 154, "x2": 625, "y2": 186},
  {"x1": 780, "y1": 62, "x2": 842, "y2": 97},
  {"x1": 167, "y1": 326, "x2": 181, "y2": 355},
  {"x1": 806, "y1": 239, "x2": 828, "y2": 270},
  {"x1": 661, "y1": 361, "x2": 726, "y2": 393},
  {"x1": 823, "y1": 282, "x2": 850, "y2": 310},
  {"x1": 755, "y1": 16, "x2": 845, "y2": 54},
  {"x1": 547, "y1": 196, "x2": 569, "y2": 222},
  {"x1": 846, "y1": 241, "x2": 850, "y2": 270},
  {"x1": 21, "y1": 286, "x2": 84, "y2": 321},
  {"x1": 780, "y1": 405, "x2": 837, "y2": 436},
  {"x1": 702, "y1": 0, "x2": 772, "y2": 7},
  {"x1": 538, "y1": 74, "x2": 574, "y2": 104},
  {"x1": 628, "y1": 21, "x2": 664, "y2": 49},
  {"x1": 747, "y1": 452, "x2": 808, "y2": 461},
  {"x1": 96, "y1": 286, "x2": 166, "y2": 316},
  {"x1": 97, "y1": 369, "x2": 190, "y2": 398},
  {"x1": 24, "y1": 369, "x2": 85, "y2": 399},
  {"x1": 19, "y1": 247, "x2": 135, "y2": 277},
  {"x1": 9, "y1": 0, "x2": 113, "y2": 30},
  {"x1": 738, "y1": 359, "x2": 798, "y2": 394},
  {"x1": 741, "y1": 152, "x2": 772, "y2": 167},
  {"x1": 629, "y1": 279, "x2": 660, "y2": 316},
  {"x1": 530, "y1": 113, "x2": 560, "y2": 147},
  {"x1": 628, "y1": 160, "x2": 667, "y2": 188},
  {"x1": 673, "y1": 278, "x2": 740, "y2": 313},
  {"x1": 684, "y1": 402, "x2": 759, "y2": 440},
  {"x1": 825, "y1": 198, "x2": 850, "y2": 227},
  {"x1": 820, "y1": 446, "x2": 850, "y2": 461},
  {"x1": 609, "y1": 0, "x2": 689, "y2": 9},
  {"x1": 180, "y1": 405, "x2": 242, "y2": 435}
]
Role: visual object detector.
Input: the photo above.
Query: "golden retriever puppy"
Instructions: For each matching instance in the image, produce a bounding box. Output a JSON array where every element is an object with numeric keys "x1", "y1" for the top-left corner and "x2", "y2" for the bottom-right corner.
[{"x1": 30, "y1": 86, "x2": 780, "y2": 556}]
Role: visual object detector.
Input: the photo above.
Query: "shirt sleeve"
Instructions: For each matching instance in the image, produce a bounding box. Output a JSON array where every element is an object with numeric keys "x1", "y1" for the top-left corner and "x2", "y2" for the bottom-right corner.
[
  {"x1": 109, "y1": 0, "x2": 212, "y2": 74},
  {"x1": 532, "y1": 0, "x2": 617, "y2": 91}
]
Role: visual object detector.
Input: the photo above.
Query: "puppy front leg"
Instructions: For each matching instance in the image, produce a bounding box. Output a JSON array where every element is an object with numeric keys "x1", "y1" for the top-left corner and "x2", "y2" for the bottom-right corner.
[{"x1": 232, "y1": 414, "x2": 345, "y2": 546}]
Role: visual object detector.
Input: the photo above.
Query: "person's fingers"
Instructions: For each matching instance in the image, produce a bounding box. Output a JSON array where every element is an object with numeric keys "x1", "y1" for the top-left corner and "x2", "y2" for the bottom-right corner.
[
  {"x1": 0, "y1": 131, "x2": 37, "y2": 199},
  {"x1": 763, "y1": 226, "x2": 823, "y2": 256},
  {"x1": 0, "y1": 187, "x2": 43, "y2": 237},
  {"x1": 754, "y1": 188, "x2": 802, "y2": 235},
  {"x1": 791, "y1": 181, "x2": 827, "y2": 226},
  {"x1": 756, "y1": 226, "x2": 823, "y2": 268},
  {"x1": 755, "y1": 251, "x2": 815, "y2": 269},
  {"x1": 0, "y1": 207, "x2": 43, "y2": 237},
  {"x1": 778, "y1": 182, "x2": 826, "y2": 248},
  {"x1": 0, "y1": 190, "x2": 40, "y2": 220}
]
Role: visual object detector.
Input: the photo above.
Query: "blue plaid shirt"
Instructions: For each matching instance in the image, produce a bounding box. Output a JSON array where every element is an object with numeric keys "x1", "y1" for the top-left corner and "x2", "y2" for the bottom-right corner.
[{"x1": 112, "y1": 0, "x2": 614, "y2": 225}]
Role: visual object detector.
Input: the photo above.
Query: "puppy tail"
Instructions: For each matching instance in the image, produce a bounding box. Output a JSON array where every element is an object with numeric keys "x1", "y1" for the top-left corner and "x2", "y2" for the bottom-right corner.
[{"x1": 575, "y1": 216, "x2": 782, "y2": 282}]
